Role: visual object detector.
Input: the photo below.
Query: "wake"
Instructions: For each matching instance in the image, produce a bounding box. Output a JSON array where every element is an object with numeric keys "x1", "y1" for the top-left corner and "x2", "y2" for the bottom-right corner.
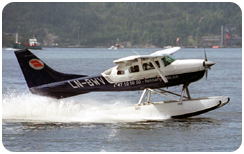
[{"x1": 2, "y1": 92, "x2": 170, "y2": 123}]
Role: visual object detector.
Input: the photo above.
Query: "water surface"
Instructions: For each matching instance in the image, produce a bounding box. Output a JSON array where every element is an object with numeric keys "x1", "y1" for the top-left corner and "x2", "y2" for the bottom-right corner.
[{"x1": 2, "y1": 47, "x2": 242, "y2": 152}]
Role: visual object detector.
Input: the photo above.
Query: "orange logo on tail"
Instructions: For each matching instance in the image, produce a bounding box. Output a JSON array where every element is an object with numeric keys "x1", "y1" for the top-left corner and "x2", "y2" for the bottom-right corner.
[{"x1": 29, "y1": 59, "x2": 44, "y2": 70}]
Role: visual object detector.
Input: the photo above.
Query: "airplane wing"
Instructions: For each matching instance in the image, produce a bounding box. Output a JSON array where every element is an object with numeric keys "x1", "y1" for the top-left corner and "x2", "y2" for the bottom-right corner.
[
  {"x1": 150, "y1": 47, "x2": 181, "y2": 56},
  {"x1": 113, "y1": 47, "x2": 181, "y2": 66}
]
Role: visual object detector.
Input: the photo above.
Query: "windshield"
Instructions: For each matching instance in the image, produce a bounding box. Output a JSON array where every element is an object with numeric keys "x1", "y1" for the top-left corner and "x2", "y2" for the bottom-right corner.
[{"x1": 161, "y1": 54, "x2": 177, "y2": 66}]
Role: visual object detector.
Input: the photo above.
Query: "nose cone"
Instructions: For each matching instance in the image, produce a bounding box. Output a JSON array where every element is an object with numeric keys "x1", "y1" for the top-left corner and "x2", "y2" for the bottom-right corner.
[{"x1": 203, "y1": 61, "x2": 215, "y2": 68}]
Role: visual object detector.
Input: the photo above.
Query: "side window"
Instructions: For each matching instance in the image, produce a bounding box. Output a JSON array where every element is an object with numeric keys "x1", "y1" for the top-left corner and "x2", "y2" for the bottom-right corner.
[
  {"x1": 142, "y1": 61, "x2": 160, "y2": 71},
  {"x1": 117, "y1": 70, "x2": 125, "y2": 75},
  {"x1": 129, "y1": 65, "x2": 140, "y2": 73},
  {"x1": 143, "y1": 62, "x2": 154, "y2": 71}
]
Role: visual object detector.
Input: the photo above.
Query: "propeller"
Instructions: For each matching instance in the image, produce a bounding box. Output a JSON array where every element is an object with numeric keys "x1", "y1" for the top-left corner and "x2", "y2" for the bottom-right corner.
[{"x1": 203, "y1": 49, "x2": 215, "y2": 79}]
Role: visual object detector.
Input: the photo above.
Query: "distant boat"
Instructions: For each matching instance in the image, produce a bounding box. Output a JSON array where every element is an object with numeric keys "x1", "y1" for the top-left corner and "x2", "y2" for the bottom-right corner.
[
  {"x1": 108, "y1": 38, "x2": 124, "y2": 50},
  {"x1": 108, "y1": 45, "x2": 115, "y2": 49},
  {"x1": 11, "y1": 34, "x2": 42, "y2": 50},
  {"x1": 108, "y1": 43, "x2": 124, "y2": 50}
]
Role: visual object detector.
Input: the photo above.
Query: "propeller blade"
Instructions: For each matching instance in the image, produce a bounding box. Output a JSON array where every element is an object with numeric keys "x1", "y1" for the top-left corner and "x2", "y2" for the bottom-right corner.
[
  {"x1": 205, "y1": 69, "x2": 208, "y2": 80},
  {"x1": 203, "y1": 49, "x2": 215, "y2": 80},
  {"x1": 204, "y1": 48, "x2": 208, "y2": 61}
]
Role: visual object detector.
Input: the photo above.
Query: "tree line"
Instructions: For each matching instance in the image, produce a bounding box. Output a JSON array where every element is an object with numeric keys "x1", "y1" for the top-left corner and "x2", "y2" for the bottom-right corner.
[{"x1": 2, "y1": 2, "x2": 242, "y2": 47}]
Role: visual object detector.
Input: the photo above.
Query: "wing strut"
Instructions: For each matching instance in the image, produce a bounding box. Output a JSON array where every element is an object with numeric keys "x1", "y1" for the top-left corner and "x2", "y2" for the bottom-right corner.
[{"x1": 149, "y1": 58, "x2": 168, "y2": 83}]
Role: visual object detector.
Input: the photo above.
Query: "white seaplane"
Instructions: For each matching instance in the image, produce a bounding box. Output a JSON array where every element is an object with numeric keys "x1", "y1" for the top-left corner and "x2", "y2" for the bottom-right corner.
[{"x1": 15, "y1": 47, "x2": 229, "y2": 118}]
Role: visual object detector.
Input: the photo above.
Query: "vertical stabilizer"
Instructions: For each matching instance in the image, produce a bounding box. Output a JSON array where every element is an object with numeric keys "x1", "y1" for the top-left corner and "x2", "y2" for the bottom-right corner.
[{"x1": 15, "y1": 49, "x2": 87, "y2": 88}]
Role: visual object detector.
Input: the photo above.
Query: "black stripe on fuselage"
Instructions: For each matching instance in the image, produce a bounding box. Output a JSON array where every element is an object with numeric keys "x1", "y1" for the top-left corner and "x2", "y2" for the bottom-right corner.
[{"x1": 30, "y1": 70, "x2": 205, "y2": 99}]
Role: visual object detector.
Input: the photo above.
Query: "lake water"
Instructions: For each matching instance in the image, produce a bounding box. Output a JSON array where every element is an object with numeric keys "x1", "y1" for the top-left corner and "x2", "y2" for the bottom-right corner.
[{"x1": 2, "y1": 47, "x2": 242, "y2": 152}]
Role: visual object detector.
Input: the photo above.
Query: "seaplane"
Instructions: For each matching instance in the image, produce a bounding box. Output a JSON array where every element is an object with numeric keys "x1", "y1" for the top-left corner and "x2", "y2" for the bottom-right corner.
[{"x1": 14, "y1": 47, "x2": 229, "y2": 118}]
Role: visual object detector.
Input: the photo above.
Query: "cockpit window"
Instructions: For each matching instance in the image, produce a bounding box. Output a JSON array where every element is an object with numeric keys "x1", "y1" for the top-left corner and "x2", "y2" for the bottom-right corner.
[{"x1": 161, "y1": 54, "x2": 177, "y2": 67}]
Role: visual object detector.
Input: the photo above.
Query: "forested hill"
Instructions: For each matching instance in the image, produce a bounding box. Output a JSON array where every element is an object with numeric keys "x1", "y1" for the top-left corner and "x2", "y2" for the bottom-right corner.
[{"x1": 2, "y1": 2, "x2": 242, "y2": 47}]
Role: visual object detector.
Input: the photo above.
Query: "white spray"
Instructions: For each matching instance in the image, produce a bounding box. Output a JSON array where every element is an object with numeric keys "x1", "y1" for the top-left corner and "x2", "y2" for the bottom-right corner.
[{"x1": 2, "y1": 92, "x2": 169, "y2": 123}]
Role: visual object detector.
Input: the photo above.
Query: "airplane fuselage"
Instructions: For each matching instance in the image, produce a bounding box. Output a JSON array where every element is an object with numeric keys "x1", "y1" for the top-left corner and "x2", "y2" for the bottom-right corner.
[{"x1": 31, "y1": 59, "x2": 206, "y2": 98}]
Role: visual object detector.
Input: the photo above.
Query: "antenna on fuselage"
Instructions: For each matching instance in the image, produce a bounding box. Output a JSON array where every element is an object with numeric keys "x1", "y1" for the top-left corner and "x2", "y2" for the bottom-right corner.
[{"x1": 132, "y1": 49, "x2": 140, "y2": 56}]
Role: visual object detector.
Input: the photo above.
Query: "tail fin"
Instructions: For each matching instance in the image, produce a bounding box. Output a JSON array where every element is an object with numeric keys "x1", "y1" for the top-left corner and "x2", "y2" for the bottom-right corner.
[{"x1": 15, "y1": 49, "x2": 87, "y2": 88}]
